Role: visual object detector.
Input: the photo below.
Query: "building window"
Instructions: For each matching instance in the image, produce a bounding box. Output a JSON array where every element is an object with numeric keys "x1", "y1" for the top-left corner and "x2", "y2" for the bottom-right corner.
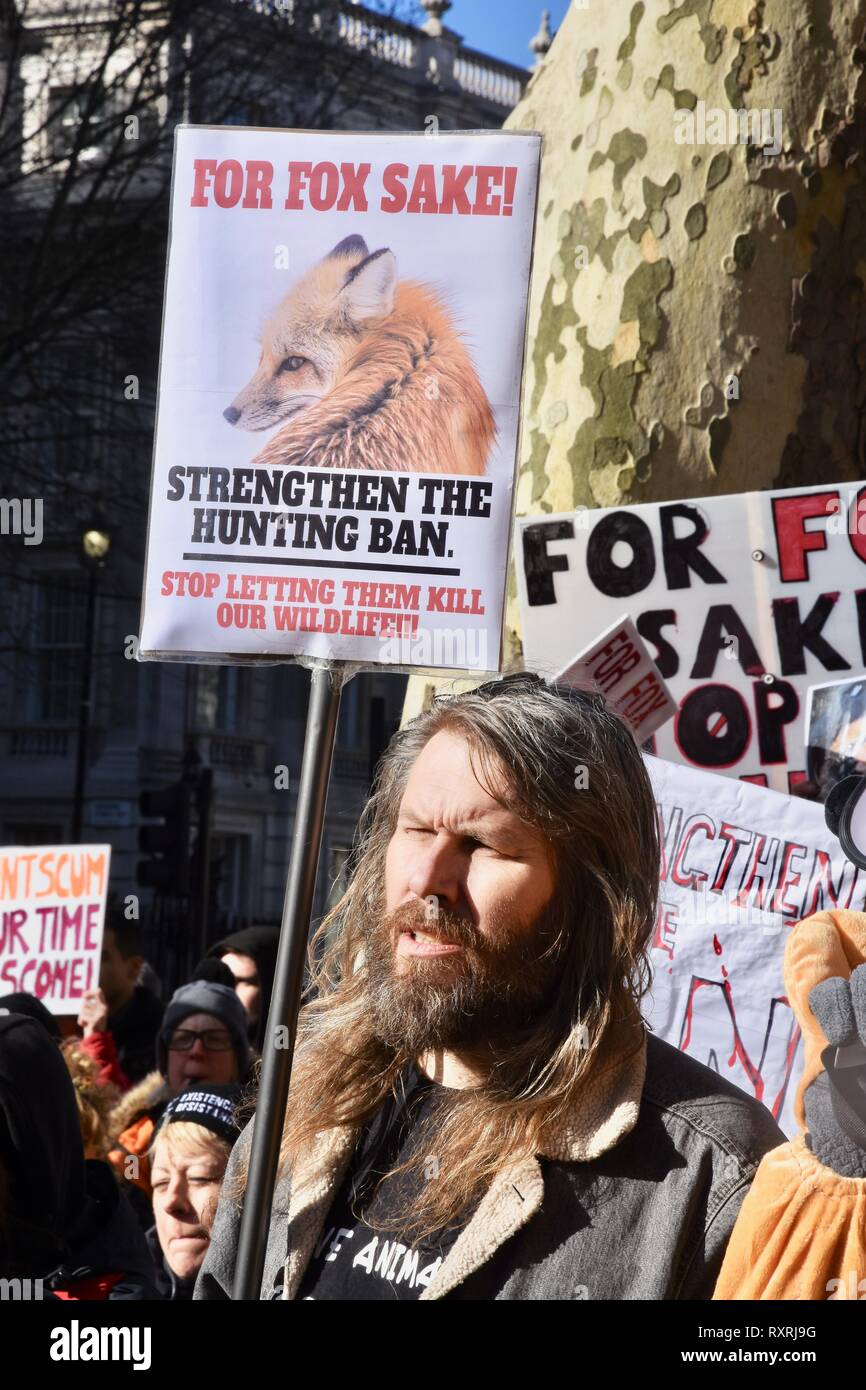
[
  {"x1": 47, "y1": 86, "x2": 87, "y2": 159},
  {"x1": 46, "y1": 85, "x2": 115, "y2": 162},
  {"x1": 327, "y1": 843, "x2": 353, "y2": 909},
  {"x1": 31, "y1": 578, "x2": 86, "y2": 723},
  {"x1": 46, "y1": 83, "x2": 135, "y2": 164},
  {"x1": 195, "y1": 667, "x2": 244, "y2": 732},
  {"x1": 336, "y1": 676, "x2": 364, "y2": 750},
  {"x1": 211, "y1": 833, "x2": 251, "y2": 917},
  {"x1": 269, "y1": 663, "x2": 308, "y2": 718},
  {"x1": 2, "y1": 822, "x2": 63, "y2": 845}
]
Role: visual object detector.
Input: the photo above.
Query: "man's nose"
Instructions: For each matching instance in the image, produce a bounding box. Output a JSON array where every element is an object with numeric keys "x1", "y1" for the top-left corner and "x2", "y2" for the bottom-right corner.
[
  {"x1": 407, "y1": 834, "x2": 464, "y2": 906},
  {"x1": 188, "y1": 1036, "x2": 206, "y2": 1056}
]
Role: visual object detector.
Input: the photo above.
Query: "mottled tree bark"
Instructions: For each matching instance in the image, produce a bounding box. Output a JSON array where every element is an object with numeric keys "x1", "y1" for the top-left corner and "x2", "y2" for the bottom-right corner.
[{"x1": 403, "y1": 0, "x2": 866, "y2": 719}]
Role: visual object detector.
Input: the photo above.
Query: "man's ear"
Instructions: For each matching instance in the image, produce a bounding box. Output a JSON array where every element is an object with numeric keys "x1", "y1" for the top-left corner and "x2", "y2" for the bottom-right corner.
[{"x1": 338, "y1": 248, "x2": 397, "y2": 322}]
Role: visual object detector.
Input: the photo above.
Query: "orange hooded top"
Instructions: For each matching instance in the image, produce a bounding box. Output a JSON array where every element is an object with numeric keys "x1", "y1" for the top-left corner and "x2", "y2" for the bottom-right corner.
[{"x1": 713, "y1": 909, "x2": 866, "y2": 1300}]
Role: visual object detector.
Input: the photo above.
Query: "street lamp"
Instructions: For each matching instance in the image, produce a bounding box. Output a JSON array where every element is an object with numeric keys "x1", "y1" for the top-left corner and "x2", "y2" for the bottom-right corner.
[
  {"x1": 71, "y1": 518, "x2": 111, "y2": 843},
  {"x1": 82, "y1": 527, "x2": 111, "y2": 562}
]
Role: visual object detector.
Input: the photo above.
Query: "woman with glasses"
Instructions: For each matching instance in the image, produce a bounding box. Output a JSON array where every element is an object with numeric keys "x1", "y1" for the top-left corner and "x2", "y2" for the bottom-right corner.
[{"x1": 107, "y1": 981, "x2": 251, "y2": 1223}]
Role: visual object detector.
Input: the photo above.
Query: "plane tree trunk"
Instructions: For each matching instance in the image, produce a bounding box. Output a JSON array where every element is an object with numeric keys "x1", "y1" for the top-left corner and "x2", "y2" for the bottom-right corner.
[{"x1": 403, "y1": 0, "x2": 866, "y2": 718}]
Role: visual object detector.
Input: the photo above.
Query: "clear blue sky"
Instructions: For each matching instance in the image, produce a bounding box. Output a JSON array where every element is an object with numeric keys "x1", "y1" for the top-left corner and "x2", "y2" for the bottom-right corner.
[
  {"x1": 446, "y1": 0, "x2": 571, "y2": 68},
  {"x1": 395, "y1": 1, "x2": 572, "y2": 71}
]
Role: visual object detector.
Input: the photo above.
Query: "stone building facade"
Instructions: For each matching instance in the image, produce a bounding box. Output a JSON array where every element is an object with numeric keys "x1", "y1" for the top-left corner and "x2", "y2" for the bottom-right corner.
[{"x1": 0, "y1": 0, "x2": 539, "y2": 981}]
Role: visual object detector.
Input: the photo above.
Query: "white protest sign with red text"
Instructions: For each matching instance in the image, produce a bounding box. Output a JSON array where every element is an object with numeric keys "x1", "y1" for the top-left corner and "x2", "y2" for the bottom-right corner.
[
  {"x1": 139, "y1": 127, "x2": 541, "y2": 674},
  {"x1": 0, "y1": 845, "x2": 111, "y2": 1012},
  {"x1": 517, "y1": 483, "x2": 866, "y2": 790},
  {"x1": 554, "y1": 614, "x2": 676, "y2": 741},
  {"x1": 644, "y1": 755, "x2": 865, "y2": 1136}
]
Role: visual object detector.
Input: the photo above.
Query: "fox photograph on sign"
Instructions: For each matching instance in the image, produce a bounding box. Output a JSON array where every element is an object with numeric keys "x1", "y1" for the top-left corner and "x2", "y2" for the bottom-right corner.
[{"x1": 139, "y1": 127, "x2": 541, "y2": 674}]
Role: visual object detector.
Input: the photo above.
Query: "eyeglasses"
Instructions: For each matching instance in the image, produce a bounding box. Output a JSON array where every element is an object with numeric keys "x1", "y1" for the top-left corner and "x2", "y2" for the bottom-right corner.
[{"x1": 167, "y1": 1028, "x2": 233, "y2": 1052}]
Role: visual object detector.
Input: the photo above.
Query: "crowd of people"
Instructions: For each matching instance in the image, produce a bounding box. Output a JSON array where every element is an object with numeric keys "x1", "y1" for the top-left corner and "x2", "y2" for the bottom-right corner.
[
  {"x1": 2, "y1": 675, "x2": 865, "y2": 1303},
  {"x1": 0, "y1": 920, "x2": 278, "y2": 1300}
]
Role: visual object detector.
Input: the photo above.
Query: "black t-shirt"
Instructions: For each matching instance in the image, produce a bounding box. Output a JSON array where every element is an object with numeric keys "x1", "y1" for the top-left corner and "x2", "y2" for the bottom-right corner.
[{"x1": 297, "y1": 1065, "x2": 467, "y2": 1301}]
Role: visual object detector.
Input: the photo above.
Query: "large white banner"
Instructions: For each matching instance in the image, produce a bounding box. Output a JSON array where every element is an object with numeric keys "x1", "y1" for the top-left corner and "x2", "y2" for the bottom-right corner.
[
  {"x1": 644, "y1": 757, "x2": 865, "y2": 1135},
  {"x1": 139, "y1": 127, "x2": 541, "y2": 674},
  {"x1": 517, "y1": 484, "x2": 866, "y2": 790}
]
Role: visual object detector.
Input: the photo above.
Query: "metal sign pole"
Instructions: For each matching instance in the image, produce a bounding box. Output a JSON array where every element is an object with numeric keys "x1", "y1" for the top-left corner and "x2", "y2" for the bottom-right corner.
[{"x1": 233, "y1": 661, "x2": 344, "y2": 1300}]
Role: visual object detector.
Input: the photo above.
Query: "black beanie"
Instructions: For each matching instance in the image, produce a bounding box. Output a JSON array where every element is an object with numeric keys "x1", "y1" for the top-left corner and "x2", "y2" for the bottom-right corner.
[
  {"x1": 157, "y1": 981, "x2": 251, "y2": 1079},
  {"x1": 157, "y1": 1082, "x2": 244, "y2": 1146},
  {"x1": 0, "y1": 993, "x2": 61, "y2": 1042},
  {"x1": 208, "y1": 926, "x2": 279, "y2": 1051}
]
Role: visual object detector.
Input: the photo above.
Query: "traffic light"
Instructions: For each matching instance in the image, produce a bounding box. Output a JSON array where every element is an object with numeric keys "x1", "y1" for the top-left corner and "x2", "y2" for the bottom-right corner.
[{"x1": 137, "y1": 781, "x2": 192, "y2": 894}]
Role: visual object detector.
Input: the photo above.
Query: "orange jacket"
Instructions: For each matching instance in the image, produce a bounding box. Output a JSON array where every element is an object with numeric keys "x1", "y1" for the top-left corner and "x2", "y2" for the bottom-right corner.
[
  {"x1": 108, "y1": 1113, "x2": 156, "y2": 1200},
  {"x1": 107, "y1": 1069, "x2": 170, "y2": 1203},
  {"x1": 714, "y1": 910, "x2": 866, "y2": 1300},
  {"x1": 713, "y1": 1135, "x2": 866, "y2": 1299}
]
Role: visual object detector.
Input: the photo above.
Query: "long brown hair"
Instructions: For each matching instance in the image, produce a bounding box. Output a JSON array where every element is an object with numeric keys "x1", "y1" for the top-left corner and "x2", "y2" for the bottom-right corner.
[{"x1": 273, "y1": 674, "x2": 660, "y2": 1241}]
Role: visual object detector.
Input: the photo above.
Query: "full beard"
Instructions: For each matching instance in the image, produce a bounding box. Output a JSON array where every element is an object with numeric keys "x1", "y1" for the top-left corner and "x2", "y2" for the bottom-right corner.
[{"x1": 362, "y1": 896, "x2": 564, "y2": 1055}]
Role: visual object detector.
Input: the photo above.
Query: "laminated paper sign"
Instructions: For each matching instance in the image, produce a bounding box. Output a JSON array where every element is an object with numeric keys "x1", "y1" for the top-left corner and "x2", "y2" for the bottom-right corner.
[
  {"x1": 554, "y1": 614, "x2": 676, "y2": 742},
  {"x1": 0, "y1": 845, "x2": 111, "y2": 1012},
  {"x1": 517, "y1": 483, "x2": 866, "y2": 791},
  {"x1": 804, "y1": 675, "x2": 866, "y2": 800},
  {"x1": 139, "y1": 127, "x2": 541, "y2": 674},
  {"x1": 644, "y1": 756, "x2": 865, "y2": 1136}
]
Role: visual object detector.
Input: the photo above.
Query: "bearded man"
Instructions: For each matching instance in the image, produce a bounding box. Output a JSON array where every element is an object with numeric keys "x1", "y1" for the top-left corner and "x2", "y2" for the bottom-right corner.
[{"x1": 197, "y1": 674, "x2": 784, "y2": 1301}]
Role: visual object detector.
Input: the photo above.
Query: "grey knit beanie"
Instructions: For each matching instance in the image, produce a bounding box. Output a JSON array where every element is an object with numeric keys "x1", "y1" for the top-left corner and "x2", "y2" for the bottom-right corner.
[{"x1": 157, "y1": 981, "x2": 251, "y2": 1079}]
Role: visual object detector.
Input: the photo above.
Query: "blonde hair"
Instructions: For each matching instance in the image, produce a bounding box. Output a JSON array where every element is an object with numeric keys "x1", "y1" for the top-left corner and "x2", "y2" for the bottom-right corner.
[{"x1": 150, "y1": 1121, "x2": 231, "y2": 1168}]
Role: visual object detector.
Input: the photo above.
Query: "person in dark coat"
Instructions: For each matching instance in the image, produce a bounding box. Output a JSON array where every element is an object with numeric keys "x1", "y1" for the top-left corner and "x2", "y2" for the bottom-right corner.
[
  {"x1": 99, "y1": 919, "x2": 163, "y2": 1084},
  {"x1": 0, "y1": 1013, "x2": 158, "y2": 1299},
  {"x1": 207, "y1": 926, "x2": 279, "y2": 1050},
  {"x1": 0, "y1": 991, "x2": 61, "y2": 1040}
]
